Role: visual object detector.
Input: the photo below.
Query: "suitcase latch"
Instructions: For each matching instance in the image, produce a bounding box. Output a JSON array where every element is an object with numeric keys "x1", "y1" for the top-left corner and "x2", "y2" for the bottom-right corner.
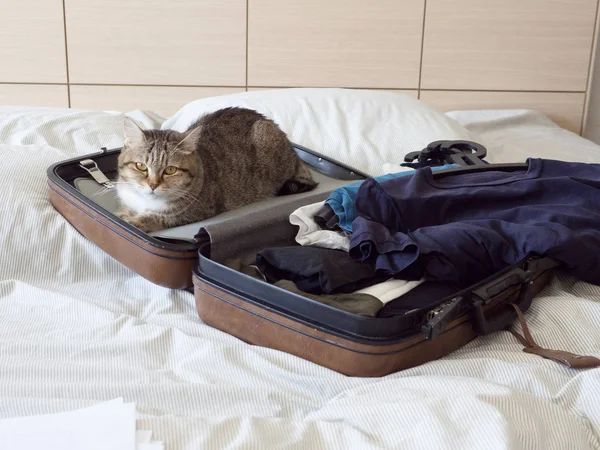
[
  {"x1": 79, "y1": 159, "x2": 115, "y2": 189},
  {"x1": 422, "y1": 296, "x2": 464, "y2": 340}
]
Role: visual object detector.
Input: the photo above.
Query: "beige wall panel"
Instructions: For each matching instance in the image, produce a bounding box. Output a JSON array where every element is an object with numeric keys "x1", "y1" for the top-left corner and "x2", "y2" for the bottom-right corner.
[
  {"x1": 0, "y1": 84, "x2": 68, "y2": 108},
  {"x1": 65, "y1": 0, "x2": 246, "y2": 86},
  {"x1": 583, "y1": 7, "x2": 600, "y2": 144},
  {"x1": 70, "y1": 85, "x2": 245, "y2": 116},
  {"x1": 248, "y1": 0, "x2": 424, "y2": 88},
  {"x1": 247, "y1": 88, "x2": 419, "y2": 98},
  {"x1": 420, "y1": 90, "x2": 585, "y2": 134},
  {"x1": 421, "y1": 0, "x2": 597, "y2": 91},
  {"x1": 0, "y1": 0, "x2": 67, "y2": 83}
]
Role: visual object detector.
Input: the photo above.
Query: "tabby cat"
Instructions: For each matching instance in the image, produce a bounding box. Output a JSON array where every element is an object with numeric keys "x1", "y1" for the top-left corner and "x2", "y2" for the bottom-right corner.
[{"x1": 116, "y1": 107, "x2": 317, "y2": 233}]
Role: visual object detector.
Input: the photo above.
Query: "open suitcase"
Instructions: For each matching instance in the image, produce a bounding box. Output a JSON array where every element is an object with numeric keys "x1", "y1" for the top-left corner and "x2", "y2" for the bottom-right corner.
[{"x1": 47, "y1": 140, "x2": 568, "y2": 377}]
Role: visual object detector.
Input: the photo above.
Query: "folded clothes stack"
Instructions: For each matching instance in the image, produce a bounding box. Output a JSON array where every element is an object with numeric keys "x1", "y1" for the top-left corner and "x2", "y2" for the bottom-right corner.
[{"x1": 228, "y1": 159, "x2": 600, "y2": 318}]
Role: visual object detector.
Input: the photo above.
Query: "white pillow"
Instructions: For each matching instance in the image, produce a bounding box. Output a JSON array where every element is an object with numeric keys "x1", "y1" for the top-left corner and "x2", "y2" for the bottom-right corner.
[{"x1": 161, "y1": 88, "x2": 474, "y2": 177}]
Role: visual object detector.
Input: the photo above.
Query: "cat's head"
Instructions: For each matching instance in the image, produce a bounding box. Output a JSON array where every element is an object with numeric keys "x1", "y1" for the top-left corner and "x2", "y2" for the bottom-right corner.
[{"x1": 117, "y1": 118, "x2": 203, "y2": 208}]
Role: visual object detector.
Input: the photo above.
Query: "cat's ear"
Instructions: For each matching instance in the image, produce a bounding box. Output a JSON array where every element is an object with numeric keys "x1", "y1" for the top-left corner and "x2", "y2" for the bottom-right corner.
[
  {"x1": 124, "y1": 117, "x2": 146, "y2": 147},
  {"x1": 174, "y1": 125, "x2": 203, "y2": 154}
]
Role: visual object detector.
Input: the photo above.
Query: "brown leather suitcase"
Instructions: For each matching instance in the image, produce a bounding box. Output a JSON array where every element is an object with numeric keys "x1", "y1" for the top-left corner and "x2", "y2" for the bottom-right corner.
[{"x1": 47, "y1": 142, "x2": 565, "y2": 376}]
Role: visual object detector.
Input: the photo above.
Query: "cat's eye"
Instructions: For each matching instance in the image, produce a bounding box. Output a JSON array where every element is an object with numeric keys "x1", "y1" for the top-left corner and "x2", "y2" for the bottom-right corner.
[
  {"x1": 164, "y1": 166, "x2": 178, "y2": 175},
  {"x1": 135, "y1": 162, "x2": 147, "y2": 172}
]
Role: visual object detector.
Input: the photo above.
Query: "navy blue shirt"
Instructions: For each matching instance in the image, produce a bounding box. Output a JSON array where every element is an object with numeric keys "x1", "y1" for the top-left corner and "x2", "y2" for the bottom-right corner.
[{"x1": 349, "y1": 159, "x2": 600, "y2": 287}]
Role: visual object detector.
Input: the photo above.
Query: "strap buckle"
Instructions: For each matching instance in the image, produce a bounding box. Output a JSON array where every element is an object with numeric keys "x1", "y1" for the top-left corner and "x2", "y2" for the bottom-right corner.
[
  {"x1": 509, "y1": 303, "x2": 600, "y2": 369},
  {"x1": 79, "y1": 159, "x2": 115, "y2": 189}
]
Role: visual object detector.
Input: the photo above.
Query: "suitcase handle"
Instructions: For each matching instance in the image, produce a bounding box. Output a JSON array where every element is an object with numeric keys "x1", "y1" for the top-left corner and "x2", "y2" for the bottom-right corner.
[
  {"x1": 470, "y1": 267, "x2": 534, "y2": 336},
  {"x1": 403, "y1": 140, "x2": 488, "y2": 168}
]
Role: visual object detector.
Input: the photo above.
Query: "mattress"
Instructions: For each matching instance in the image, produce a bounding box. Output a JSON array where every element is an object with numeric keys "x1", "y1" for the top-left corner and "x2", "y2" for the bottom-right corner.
[{"x1": 1, "y1": 104, "x2": 599, "y2": 449}]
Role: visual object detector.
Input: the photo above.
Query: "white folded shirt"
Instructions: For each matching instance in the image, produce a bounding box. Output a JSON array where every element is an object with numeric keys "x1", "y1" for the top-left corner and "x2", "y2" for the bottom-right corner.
[
  {"x1": 354, "y1": 278, "x2": 424, "y2": 304},
  {"x1": 289, "y1": 201, "x2": 351, "y2": 251}
]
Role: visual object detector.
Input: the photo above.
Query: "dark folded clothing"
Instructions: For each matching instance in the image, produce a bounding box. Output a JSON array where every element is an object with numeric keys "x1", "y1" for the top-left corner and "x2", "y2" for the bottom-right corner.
[
  {"x1": 275, "y1": 280, "x2": 383, "y2": 317},
  {"x1": 223, "y1": 258, "x2": 266, "y2": 281},
  {"x1": 351, "y1": 159, "x2": 600, "y2": 287},
  {"x1": 223, "y1": 257, "x2": 383, "y2": 316},
  {"x1": 314, "y1": 203, "x2": 343, "y2": 232},
  {"x1": 376, "y1": 281, "x2": 458, "y2": 318},
  {"x1": 256, "y1": 246, "x2": 388, "y2": 294}
]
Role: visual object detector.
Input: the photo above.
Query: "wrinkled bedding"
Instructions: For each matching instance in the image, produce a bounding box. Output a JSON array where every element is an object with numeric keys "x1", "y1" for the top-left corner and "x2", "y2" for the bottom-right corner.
[{"x1": 0, "y1": 105, "x2": 599, "y2": 449}]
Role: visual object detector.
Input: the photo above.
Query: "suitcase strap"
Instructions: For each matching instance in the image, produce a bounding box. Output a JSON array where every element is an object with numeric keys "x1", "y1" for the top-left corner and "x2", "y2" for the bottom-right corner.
[
  {"x1": 78, "y1": 159, "x2": 115, "y2": 189},
  {"x1": 508, "y1": 303, "x2": 600, "y2": 369}
]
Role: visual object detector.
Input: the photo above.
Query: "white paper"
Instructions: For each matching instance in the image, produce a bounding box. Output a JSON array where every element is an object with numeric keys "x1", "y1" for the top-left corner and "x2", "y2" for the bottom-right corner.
[
  {"x1": 0, "y1": 399, "x2": 163, "y2": 450},
  {"x1": 139, "y1": 444, "x2": 165, "y2": 450},
  {"x1": 136, "y1": 430, "x2": 152, "y2": 445}
]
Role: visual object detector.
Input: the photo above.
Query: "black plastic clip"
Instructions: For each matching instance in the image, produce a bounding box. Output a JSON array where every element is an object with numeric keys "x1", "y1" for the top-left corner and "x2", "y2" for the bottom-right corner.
[{"x1": 403, "y1": 140, "x2": 488, "y2": 169}]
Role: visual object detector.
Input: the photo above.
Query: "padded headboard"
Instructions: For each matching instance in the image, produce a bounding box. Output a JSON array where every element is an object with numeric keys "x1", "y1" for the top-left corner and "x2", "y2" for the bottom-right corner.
[{"x1": 1, "y1": 0, "x2": 598, "y2": 135}]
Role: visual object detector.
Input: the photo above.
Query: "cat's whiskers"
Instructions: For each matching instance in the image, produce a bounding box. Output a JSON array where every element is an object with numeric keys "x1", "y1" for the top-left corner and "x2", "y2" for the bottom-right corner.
[
  {"x1": 92, "y1": 188, "x2": 113, "y2": 198},
  {"x1": 110, "y1": 181, "x2": 137, "y2": 185},
  {"x1": 91, "y1": 181, "x2": 136, "y2": 198},
  {"x1": 165, "y1": 187, "x2": 204, "y2": 207},
  {"x1": 163, "y1": 190, "x2": 204, "y2": 209}
]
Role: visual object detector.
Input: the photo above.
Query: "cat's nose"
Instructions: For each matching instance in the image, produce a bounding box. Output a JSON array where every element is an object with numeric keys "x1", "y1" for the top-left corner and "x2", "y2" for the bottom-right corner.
[{"x1": 148, "y1": 182, "x2": 159, "y2": 191}]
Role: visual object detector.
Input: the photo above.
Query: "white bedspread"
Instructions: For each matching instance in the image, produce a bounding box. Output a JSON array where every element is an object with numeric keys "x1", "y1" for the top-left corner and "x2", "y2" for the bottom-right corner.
[{"x1": 1, "y1": 105, "x2": 599, "y2": 449}]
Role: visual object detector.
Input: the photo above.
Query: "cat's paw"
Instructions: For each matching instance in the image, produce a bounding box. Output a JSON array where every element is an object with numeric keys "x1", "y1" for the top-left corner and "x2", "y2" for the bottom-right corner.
[
  {"x1": 116, "y1": 211, "x2": 161, "y2": 233},
  {"x1": 116, "y1": 211, "x2": 147, "y2": 231},
  {"x1": 116, "y1": 210, "x2": 134, "y2": 222},
  {"x1": 130, "y1": 216, "x2": 162, "y2": 233},
  {"x1": 126, "y1": 217, "x2": 152, "y2": 233}
]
